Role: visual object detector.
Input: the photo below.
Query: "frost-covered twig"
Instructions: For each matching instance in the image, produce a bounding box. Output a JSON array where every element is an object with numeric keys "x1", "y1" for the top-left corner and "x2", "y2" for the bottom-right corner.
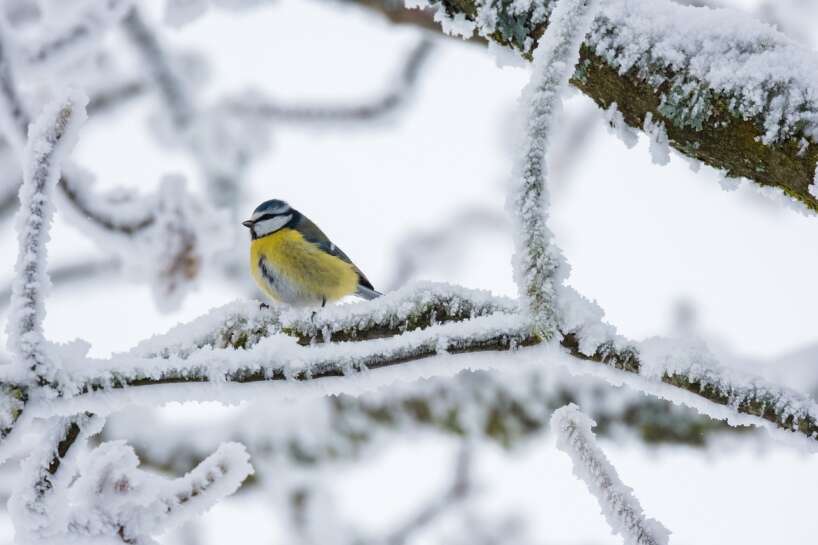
[
  {"x1": 355, "y1": 0, "x2": 818, "y2": 210},
  {"x1": 6, "y1": 92, "x2": 87, "y2": 388},
  {"x1": 8, "y1": 413, "x2": 98, "y2": 541},
  {"x1": 225, "y1": 38, "x2": 434, "y2": 123},
  {"x1": 9, "y1": 414, "x2": 253, "y2": 543},
  {"x1": 510, "y1": 0, "x2": 598, "y2": 340},
  {"x1": 65, "y1": 441, "x2": 253, "y2": 542},
  {"x1": 552, "y1": 404, "x2": 670, "y2": 545}
]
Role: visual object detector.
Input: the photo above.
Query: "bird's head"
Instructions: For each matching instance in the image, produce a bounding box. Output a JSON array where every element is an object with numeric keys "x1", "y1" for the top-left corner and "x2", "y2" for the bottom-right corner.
[{"x1": 242, "y1": 199, "x2": 294, "y2": 239}]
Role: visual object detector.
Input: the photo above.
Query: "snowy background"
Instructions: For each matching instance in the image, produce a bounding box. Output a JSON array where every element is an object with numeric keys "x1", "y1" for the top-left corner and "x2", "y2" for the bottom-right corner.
[{"x1": 1, "y1": 0, "x2": 818, "y2": 543}]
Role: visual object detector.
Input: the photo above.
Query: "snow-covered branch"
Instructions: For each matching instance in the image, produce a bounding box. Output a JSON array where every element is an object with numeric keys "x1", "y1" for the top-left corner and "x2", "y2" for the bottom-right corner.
[
  {"x1": 510, "y1": 0, "x2": 597, "y2": 340},
  {"x1": 65, "y1": 441, "x2": 253, "y2": 543},
  {"x1": 0, "y1": 283, "x2": 811, "y2": 449},
  {"x1": 8, "y1": 414, "x2": 96, "y2": 542},
  {"x1": 353, "y1": 0, "x2": 818, "y2": 211},
  {"x1": 552, "y1": 404, "x2": 670, "y2": 545},
  {"x1": 9, "y1": 413, "x2": 253, "y2": 543},
  {"x1": 6, "y1": 91, "x2": 87, "y2": 388}
]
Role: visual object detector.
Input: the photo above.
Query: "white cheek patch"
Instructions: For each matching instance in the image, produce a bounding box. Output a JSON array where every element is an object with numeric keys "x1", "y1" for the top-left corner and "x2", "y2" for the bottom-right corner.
[{"x1": 254, "y1": 214, "x2": 292, "y2": 237}]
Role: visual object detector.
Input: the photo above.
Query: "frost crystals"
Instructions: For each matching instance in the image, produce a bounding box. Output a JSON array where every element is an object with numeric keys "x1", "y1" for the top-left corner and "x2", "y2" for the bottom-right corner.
[
  {"x1": 6, "y1": 91, "x2": 87, "y2": 389},
  {"x1": 510, "y1": 0, "x2": 600, "y2": 340},
  {"x1": 552, "y1": 404, "x2": 671, "y2": 545}
]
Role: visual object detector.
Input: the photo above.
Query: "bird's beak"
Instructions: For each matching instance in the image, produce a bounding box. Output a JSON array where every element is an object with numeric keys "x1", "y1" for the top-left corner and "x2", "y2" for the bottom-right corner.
[{"x1": 241, "y1": 220, "x2": 254, "y2": 229}]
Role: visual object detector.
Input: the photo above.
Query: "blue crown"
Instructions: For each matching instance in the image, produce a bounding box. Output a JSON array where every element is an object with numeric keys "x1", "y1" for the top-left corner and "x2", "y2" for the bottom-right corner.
[{"x1": 253, "y1": 199, "x2": 291, "y2": 216}]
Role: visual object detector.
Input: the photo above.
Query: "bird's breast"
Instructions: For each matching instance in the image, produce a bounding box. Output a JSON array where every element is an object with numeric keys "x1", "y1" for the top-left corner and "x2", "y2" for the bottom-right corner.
[{"x1": 250, "y1": 228, "x2": 359, "y2": 306}]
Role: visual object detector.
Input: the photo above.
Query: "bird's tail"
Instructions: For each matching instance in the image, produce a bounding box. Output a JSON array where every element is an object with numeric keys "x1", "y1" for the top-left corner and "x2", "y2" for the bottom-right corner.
[{"x1": 356, "y1": 285, "x2": 383, "y2": 300}]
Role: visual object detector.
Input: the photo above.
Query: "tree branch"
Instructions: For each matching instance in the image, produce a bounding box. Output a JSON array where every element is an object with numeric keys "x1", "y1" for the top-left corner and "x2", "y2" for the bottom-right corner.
[
  {"x1": 0, "y1": 284, "x2": 807, "y2": 450},
  {"x1": 6, "y1": 92, "x2": 87, "y2": 388},
  {"x1": 347, "y1": 0, "x2": 818, "y2": 210},
  {"x1": 552, "y1": 404, "x2": 670, "y2": 545}
]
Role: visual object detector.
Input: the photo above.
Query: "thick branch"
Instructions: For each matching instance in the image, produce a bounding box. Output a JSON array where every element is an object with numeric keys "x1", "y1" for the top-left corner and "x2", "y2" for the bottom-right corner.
[
  {"x1": 350, "y1": 0, "x2": 818, "y2": 210},
  {"x1": 0, "y1": 285, "x2": 808, "y2": 448}
]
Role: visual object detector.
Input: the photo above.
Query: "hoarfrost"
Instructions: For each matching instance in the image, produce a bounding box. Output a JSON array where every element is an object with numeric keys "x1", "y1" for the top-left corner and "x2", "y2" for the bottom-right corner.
[
  {"x1": 643, "y1": 113, "x2": 670, "y2": 166},
  {"x1": 509, "y1": 0, "x2": 599, "y2": 339},
  {"x1": 589, "y1": 0, "x2": 818, "y2": 144},
  {"x1": 603, "y1": 103, "x2": 638, "y2": 149},
  {"x1": 6, "y1": 90, "x2": 87, "y2": 388},
  {"x1": 433, "y1": 6, "x2": 476, "y2": 39},
  {"x1": 552, "y1": 404, "x2": 670, "y2": 545}
]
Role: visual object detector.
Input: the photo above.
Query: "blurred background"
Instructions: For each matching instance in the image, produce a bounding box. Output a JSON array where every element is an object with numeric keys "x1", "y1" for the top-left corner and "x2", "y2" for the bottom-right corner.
[{"x1": 1, "y1": 0, "x2": 818, "y2": 543}]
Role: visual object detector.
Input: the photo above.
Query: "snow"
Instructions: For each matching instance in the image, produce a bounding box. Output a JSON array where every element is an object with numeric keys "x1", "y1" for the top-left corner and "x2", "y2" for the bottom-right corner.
[
  {"x1": 642, "y1": 113, "x2": 670, "y2": 166},
  {"x1": 590, "y1": 0, "x2": 818, "y2": 145},
  {"x1": 552, "y1": 404, "x2": 670, "y2": 545},
  {"x1": 9, "y1": 413, "x2": 252, "y2": 543},
  {"x1": 556, "y1": 285, "x2": 619, "y2": 357},
  {"x1": 48, "y1": 309, "x2": 532, "y2": 411},
  {"x1": 283, "y1": 281, "x2": 519, "y2": 342},
  {"x1": 0, "y1": 1, "x2": 816, "y2": 543},
  {"x1": 509, "y1": 0, "x2": 599, "y2": 340},
  {"x1": 603, "y1": 103, "x2": 638, "y2": 149},
  {"x1": 414, "y1": 0, "x2": 818, "y2": 149},
  {"x1": 433, "y1": 7, "x2": 477, "y2": 40},
  {"x1": 8, "y1": 413, "x2": 103, "y2": 543},
  {"x1": 6, "y1": 90, "x2": 87, "y2": 386},
  {"x1": 638, "y1": 336, "x2": 818, "y2": 443}
]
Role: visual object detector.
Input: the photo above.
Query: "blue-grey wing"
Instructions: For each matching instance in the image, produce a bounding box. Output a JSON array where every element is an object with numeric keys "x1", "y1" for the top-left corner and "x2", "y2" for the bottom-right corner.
[{"x1": 295, "y1": 215, "x2": 377, "y2": 292}]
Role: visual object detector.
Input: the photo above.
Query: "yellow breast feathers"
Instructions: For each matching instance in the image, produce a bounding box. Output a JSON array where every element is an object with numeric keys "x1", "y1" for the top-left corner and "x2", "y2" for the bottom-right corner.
[{"x1": 250, "y1": 228, "x2": 360, "y2": 306}]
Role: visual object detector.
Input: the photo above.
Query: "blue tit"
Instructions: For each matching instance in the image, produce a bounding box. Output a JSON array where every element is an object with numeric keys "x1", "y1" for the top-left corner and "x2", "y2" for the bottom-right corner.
[{"x1": 242, "y1": 199, "x2": 382, "y2": 307}]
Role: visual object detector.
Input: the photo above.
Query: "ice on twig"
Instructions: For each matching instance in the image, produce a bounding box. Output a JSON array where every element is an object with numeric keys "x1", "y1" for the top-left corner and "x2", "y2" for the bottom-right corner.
[
  {"x1": 552, "y1": 404, "x2": 670, "y2": 545},
  {"x1": 10, "y1": 412, "x2": 252, "y2": 543},
  {"x1": 643, "y1": 113, "x2": 670, "y2": 166},
  {"x1": 6, "y1": 90, "x2": 87, "y2": 389},
  {"x1": 510, "y1": 0, "x2": 600, "y2": 339},
  {"x1": 604, "y1": 103, "x2": 638, "y2": 149}
]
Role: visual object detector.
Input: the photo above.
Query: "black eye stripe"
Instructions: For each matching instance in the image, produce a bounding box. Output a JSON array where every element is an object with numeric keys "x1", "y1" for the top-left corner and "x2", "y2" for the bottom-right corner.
[{"x1": 254, "y1": 213, "x2": 282, "y2": 222}]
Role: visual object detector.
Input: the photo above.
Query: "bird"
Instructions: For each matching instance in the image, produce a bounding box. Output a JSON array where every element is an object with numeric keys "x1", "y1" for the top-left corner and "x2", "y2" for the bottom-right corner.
[{"x1": 242, "y1": 199, "x2": 382, "y2": 308}]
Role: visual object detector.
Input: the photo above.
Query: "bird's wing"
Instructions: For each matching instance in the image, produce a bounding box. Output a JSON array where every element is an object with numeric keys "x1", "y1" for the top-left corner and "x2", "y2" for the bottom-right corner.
[{"x1": 296, "y1": 215, "x2": 376, "y2": 291}]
